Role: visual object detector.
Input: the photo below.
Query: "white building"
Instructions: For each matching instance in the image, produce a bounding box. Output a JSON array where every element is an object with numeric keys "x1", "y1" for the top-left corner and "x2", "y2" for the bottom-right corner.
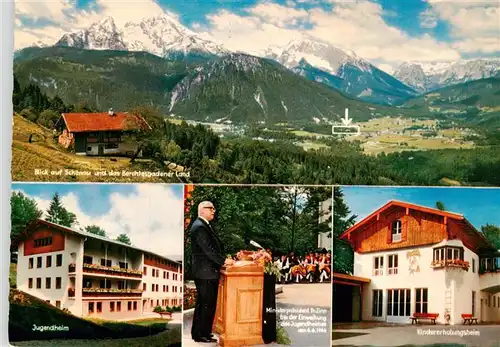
[
  {"x1": 16, "y1": 219, "x2": 183, "y2": 320},
  {"x1": 333, "y1": 200, "x2": 500, "y2": 325}
]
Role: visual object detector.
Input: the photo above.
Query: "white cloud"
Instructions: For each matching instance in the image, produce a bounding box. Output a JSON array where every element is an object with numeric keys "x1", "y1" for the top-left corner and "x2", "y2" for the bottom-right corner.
[
  {"x1": 377, "y1": 63, "x2": 394, "y2": 75},
  {"x1": 14, "y1": 0, "x2": 166, "y2": 50},
  {"x1": 205, "y1": 0, "x2": 461, "y2": 70},
  {"x1": 420, "y1": 8, "x2": 438, "y2": 29},
  {"x1": 427, "y1": 0, "x2": 500, "y2": 54},
  {"x1": 16, "y1": 185, "x2": 184, "y2": 260}
]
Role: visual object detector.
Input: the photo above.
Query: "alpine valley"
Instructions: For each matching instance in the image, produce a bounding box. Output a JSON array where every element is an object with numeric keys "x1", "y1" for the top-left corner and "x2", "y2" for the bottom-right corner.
[{"x1": 16, "y1": 14, "x2": 500, "y2": 113}]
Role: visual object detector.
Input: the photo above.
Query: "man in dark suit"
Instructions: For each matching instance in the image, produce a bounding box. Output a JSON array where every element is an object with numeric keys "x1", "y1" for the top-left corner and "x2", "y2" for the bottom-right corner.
[{"x1": 190, "y1": 201, "x2": 233, "y2": 343}]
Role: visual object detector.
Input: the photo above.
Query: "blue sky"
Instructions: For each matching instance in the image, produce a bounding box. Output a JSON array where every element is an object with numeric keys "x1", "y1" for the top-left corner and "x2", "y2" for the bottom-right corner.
[
  {"x1": 341, "y1": 187, "x2": 500, "y2": 230},
  {"x1": 14, "y1": 0, "x2": 499, "y2": 73},
  {"x1": 11, "y1": 183, "x2": 184, "y2": 259}
]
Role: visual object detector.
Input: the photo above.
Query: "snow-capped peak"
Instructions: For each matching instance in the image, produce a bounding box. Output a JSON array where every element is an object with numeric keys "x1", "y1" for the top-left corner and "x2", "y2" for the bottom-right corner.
[
  {"x1": 394, "y1": 58, "x2": 500, "y2": 92},
  {"x1": 55, "y1": 14, "x2": 228, "y2": 58},
  {"x1": 265, "y1": 37, "x2": 371, "y2": 75}
]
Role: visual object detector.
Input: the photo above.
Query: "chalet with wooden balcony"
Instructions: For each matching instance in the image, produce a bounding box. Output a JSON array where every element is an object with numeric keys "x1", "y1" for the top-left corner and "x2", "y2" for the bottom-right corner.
[
  {"x1": 334, "y1": 200, "x2": 500, "y2": 325},
  {"x1": 55, "y1": 109, "x2": 151, "y2": 157},
  {"x1": 14, "y1": 218, "x2": 182, "y2": 320}
]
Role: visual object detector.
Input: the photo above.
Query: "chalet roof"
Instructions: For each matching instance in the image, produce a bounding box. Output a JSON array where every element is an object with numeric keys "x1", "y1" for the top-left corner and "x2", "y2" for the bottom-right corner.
[
  {"x1": 60, "y1": 112, "x2": 151, "y2": 133},
  {"x1": 18, "y1": 219, "x2": 181, "y2": 266},
  {"x1": 340, "y1": 200, "x2": 496, "y2": 252}
]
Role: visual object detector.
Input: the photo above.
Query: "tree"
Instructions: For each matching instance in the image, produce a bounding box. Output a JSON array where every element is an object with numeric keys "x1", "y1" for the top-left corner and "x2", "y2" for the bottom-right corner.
[
  {"x1": 10, "y1": 192, "x2": 43, "y2": 245},
  {"x1": 46, "y1": 192, "x2": 77, "y2": 227},
  {"x1": 37, "y1": 109, "x2": 60, "y2": 128},
  {"x1": 333, "y1": 187, "x2": 357, "y2": 274},
  {"x1": 85, "y1": 225, "x2": 107, "y2": 237},
  {"x1": 116, "y1": 233, "x2": 132, "y2": 245},
  {"x1": 435, "y1": 201, "x2": 446, "y2": 211},
  {"x1": 481, "y1": 224, "x2": 500, "y2": 249}
]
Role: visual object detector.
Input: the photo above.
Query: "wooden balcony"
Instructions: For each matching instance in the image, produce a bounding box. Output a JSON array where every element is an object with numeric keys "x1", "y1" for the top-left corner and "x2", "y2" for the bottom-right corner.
[
  {"x1": 82, "y1": 288, "x2": 143, "y2": 297},
  {"x1": 69, "y1": 263, "x2": 143, "y2": 279},
  {"x1": 431, "y1": 259, "x2": 469, "y2": 271}
]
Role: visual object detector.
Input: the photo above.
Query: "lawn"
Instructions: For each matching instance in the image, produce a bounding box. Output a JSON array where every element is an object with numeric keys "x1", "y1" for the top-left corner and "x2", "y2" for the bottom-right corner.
[
  {"x1": 290, "y1": 130, "x2": 329, "y2": 138},
  {"x1": 11, "y1": 325, "x2": 182, "y2": 347},
  {"x1": 11, "y1": 114, "x2": 174, "y2": 183},
  {"x1": 9, "y1": 289, "x2": 178, "y2": 344}
]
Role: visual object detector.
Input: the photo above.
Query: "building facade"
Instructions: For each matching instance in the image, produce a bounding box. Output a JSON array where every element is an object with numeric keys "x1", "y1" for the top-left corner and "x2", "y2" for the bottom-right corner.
[
  {"x1": 16, "y1": 219, "x2": 182, "y2": 320},
  {"x1": 334, "y1": 201, "x2": 500, "y2": 325},
  {"x1": 56, "y1": 110, "x2": 151, "y2": 157}
]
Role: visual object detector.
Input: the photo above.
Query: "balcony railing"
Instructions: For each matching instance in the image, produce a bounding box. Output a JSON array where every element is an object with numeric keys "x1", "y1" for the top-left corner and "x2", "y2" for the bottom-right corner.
[
  {"x1": 82, "y1": 288, "x2": 143, "y2": 297},
  {"x1": 69, "y1": 263, "x2": 143, "y2": 278},
  {"x1": 431, "y1": 259, "x2": 469, "y2": 271}
]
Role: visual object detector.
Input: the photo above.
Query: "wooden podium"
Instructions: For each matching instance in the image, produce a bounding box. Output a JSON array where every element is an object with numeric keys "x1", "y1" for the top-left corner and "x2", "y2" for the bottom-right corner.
[{"x1": 212, "y1": 261, "x2": 265, "y2": 347}]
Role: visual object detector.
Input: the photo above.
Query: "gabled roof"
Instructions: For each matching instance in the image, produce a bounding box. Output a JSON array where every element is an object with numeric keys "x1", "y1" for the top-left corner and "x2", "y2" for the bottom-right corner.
[
  {"x1": 339, "y1": 200, "x2": 496, "y2": 251},
  {"x1": 16, "y1": 219, "x2": 181, "y2": 266},
  {"x1": 60, "y1": 112, "x2": 151, "y2": 133}
]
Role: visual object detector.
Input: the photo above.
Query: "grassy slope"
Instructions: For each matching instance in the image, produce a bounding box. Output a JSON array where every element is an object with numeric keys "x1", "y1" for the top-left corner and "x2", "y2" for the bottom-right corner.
[
  {"x1": 9, "y1": 289, "x2": 179, "y2": 345},
  {"x1": 11, "y1": 114, "x2": 172, "y2": 183}
]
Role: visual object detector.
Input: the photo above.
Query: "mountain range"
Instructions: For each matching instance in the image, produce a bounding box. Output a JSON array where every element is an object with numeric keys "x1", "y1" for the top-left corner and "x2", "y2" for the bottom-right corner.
[
  {"x1": 15, "y1": 46, "x2": 405, "y2": 124},
  {"x1": 35, "y1": 14, "x2": 499, "y2": 106}
]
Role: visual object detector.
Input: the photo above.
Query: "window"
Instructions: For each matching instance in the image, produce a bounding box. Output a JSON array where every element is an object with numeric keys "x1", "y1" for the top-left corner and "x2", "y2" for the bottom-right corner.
[
  {"x1": 56, "y1": 254, "x2": 63, "y2": 267},
  {"x1": 100, "y1": 259, "x2": 112, "y2": 267},
  {"x1": 56, "y1": 301, "x2": 61, "y2": 309},
  {"x1": 56, "y1": 277, "x2": 62, "y2": 289},
  {"x1": 34, "y1": 237, "x2": 52, "y2": 247},
  {"x1": 89, "y1": 302, "x2": 94, "y2": 313},
  {"x1": 84, "y1": 279, "x2": 92, "y2": 288},
  {"x1": 133, "y1": 301, "x2": 137, "y2": 310},
  {"x1": 117, "y1": 302, "x2": 121, "y2": 312},
  {"x1": 388, "y1": 255, "x2": 398, "y2": 275},
  {"x1": 46, "y1": 256, "x2": 52, "y2": 267},
  {"x1": 110, "y1": 302, "x2": 115, "y2": 312},
  {"x1": 28, "y1": 278, "x2": 33, "y2": 288},
  {"x1": 144, "y1": 267, "x2": 147, "y2": 275},
  {"x1": 29, "y1": 258, "x2": 33, "y2": 269},
  {"x1": 166, "y1": 286, "x2": 169, "y2": 292},
  {"x1": 36, "y1": 278, "x2": 41, "y2": 289},
  {"x1": 97, "y1": 302, "x2": 102, "y2": 313},
  {"x1": 391, "y1": 220, "x2": 402, "y2": 242},
  {"x1": 433, "y1": 246, "x2": 464, "y2": 262},
  {"x1": 100, "y1": 280, "x2": 111, "y2": 289},
  {"x1": 167, "y1": 272, "x2": 169, "y2": 280},
  {"x1": 119, "y1": 262, "x2": 128, "y2": 269},
  {"x1": 46, "y1": 277, "x2": 51, "y2": 289},
  {"x1": 387, "y1": 289, "x2": 411, "y2": 317},
  {"x1": 157, "y1": 299, "x2": 159, "y2": 306},
  {"x1": 472, "y1": 259, "x2": 476, "y2": 273},
  {"x1": 117, "y1": 281, "x2": 125, "y2": 290},
  {"x1": 128, "y1": 301, "x2": 132, "y2": 311},
  {"x1": 37, "y1": 257, "x2": 42, "y2": 268},
  {"x1": 156, "y1": 284, "x2": 159, "y2": 292},
  {"x1": 415, "y1": 288, "x2": 428, "y2": 314},
  {"x1": 83, "y1": 256, "x2": 93, "y2": 265},
  {"x1": 143, "y1": 283, "x2": 146, "y2": 291},
  {"x1": 164, "y1": 271, "x2": 166, "y2": 279},
  {"x1": 372, "y1": 290, "x2": 383, "y2": 317},
  {"x1": 373, "y1": 256, "x2": 384, "y2": 276}
]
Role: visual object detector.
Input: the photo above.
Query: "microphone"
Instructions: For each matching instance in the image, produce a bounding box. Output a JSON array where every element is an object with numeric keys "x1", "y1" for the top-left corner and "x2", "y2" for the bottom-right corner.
[{"x1": 250, "y1": 240, "x2": 264, "y2": 249}]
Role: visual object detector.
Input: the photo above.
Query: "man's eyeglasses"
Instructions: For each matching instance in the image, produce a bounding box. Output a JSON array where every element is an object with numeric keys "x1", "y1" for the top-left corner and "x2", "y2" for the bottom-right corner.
[{"x1": 204, "y1": 206, "x2": 216, "y2": 211}]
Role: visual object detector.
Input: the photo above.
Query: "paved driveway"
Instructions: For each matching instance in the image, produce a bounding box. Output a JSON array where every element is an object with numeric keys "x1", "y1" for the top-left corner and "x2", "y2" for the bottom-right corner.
[{"x1": 333, "y1": 324, "x2": 500, "y2": 347}]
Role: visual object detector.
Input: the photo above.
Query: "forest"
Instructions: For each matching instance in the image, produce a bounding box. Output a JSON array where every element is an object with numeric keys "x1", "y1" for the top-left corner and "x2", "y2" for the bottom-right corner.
[
  {"x1": 12, "y1": 76, "x2": 500, "y2": 186},
  {"x1": 183, "y1": 185, "x2": 331, "y2": 280}
]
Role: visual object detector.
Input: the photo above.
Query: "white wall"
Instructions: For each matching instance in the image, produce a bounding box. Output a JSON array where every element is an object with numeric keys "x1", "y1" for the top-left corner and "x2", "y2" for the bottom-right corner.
[
  {"x1": 355, "y1": 241, "x2": 482, "y2": 325},
  {"x1": 141, "y1": 264, "x2": 183, "y2": 311},
  {"x1": 16, "y1": 234, "x2": 81, "y2": 312}
]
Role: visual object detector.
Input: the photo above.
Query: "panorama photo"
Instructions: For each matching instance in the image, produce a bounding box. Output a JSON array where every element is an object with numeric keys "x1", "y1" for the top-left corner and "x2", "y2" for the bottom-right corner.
[{"x1": 11, "y1": 0, "x2": 500, "y2": 185}]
